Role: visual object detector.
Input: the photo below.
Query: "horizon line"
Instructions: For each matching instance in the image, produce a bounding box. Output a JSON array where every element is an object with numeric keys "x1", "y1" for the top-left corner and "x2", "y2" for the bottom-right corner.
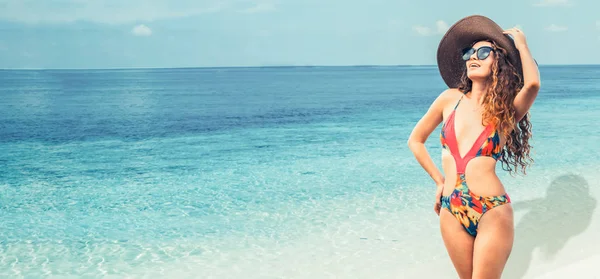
[{"x1": 1, "y1": 63, "x2": 598, "y2": 71}]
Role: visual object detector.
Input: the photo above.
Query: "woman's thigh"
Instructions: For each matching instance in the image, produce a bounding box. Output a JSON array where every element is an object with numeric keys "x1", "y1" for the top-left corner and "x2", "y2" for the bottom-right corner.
[
  {"x1": 440, "y1": 209, "x2": 476, "y2": 279},
  {"x1": 472, "y1": 204, "x2": 515, "y2": 279}
]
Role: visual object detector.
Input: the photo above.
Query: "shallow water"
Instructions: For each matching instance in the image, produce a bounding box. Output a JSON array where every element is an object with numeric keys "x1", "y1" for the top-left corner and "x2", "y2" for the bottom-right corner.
[{"x1": 1, "y1": 65, "x2": 599, "y2": 277}]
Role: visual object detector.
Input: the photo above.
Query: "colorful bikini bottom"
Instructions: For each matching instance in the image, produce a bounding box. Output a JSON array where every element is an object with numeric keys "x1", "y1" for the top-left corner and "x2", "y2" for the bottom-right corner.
[{"x1": 440, "y1": 173, "x2": 511, "y2": 237}]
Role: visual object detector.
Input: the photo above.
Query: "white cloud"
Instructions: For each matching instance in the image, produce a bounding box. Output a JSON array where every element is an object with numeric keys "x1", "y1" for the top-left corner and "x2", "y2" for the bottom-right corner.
[
  {"x1": 239, "y1": 1, "x2": 276, "y2": 14},
  {"x1": 414, "y1": 20, "x2": 448, "y2": 36},
  {"x1": 413, "y1": 25, "x2": 432, "y2": 36},
  {"x1": 0, "y1": 0, "x2": 229, "y2": 24},
  {"x1": 436, "y1": 20, "x2": 449, "y2": 34},
  {"x1": 596, "y1": 21, "x2": 600, "y2": 29},
  {"x1": 546, "y1": 24, "x2": 568, "y2": 32},
  {"x1": 132, "y1": 24, "x2": 152, "y2": 36},
  {"x1": 533, "y1": 0, "x2": 572, "y2": 7}
]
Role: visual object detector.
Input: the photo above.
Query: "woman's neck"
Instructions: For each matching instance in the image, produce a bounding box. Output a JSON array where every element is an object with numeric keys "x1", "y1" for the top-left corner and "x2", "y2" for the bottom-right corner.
[{"x1": 468, "y1": 82, "x2": 488, "y2": 106}]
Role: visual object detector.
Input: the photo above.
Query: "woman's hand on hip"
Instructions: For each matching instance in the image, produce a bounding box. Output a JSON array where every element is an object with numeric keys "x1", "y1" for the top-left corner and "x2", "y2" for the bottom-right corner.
[{"x1": 434, "y1": 182, "x2": 445, "y2": 215}]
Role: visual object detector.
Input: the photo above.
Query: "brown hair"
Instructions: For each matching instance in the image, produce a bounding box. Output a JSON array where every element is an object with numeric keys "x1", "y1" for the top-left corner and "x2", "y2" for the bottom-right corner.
[{"x1": 458, "y1": 40, "x2": 534, "y2": 175}]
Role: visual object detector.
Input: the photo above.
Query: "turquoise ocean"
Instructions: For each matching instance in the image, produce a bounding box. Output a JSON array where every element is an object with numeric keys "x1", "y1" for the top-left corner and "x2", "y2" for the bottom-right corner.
[{"x1": 1, "y1": 66, "x2": 599, "y2": 278}]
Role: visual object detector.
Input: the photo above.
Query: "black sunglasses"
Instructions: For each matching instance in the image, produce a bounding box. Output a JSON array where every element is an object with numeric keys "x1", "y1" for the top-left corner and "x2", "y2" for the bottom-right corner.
[{"x1": 461, "y1": 46, "x2": 495, "y2": 61}]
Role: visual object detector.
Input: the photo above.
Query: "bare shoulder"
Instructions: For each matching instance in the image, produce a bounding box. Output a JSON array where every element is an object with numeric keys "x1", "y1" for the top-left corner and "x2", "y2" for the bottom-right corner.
[
  {"x1": 433, "y1": 88, "x2": 463, "y2": 112},
  {"x1": 420, "y1": 88, "x2": 463, "y2": 122},
  {"x1": 408, "y1": 88, "x2": 461, "y2": 144}
]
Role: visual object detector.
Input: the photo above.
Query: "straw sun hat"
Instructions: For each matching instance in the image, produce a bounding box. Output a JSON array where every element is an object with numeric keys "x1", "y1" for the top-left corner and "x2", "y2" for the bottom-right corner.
[{"x1": 436, "y1": 15, "x2": 524, "y2": 88}]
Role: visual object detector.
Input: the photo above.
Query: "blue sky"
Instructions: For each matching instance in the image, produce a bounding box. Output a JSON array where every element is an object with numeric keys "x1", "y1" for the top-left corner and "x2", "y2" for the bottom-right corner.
[{"x1": 0, "y1": 0, "x2": 598, "y2": 69}]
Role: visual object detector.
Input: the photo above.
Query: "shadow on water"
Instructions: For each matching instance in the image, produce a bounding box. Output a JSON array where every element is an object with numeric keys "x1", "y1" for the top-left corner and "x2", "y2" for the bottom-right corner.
[{"x1": 504, "y1": 174, "x2": 597, "y2": 279}]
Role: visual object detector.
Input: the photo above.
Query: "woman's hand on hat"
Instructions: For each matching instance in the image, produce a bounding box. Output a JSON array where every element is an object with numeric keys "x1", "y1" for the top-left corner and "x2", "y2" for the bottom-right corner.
[{"x1": 503, "y1": 27, "x2": 528, "y2": 51}]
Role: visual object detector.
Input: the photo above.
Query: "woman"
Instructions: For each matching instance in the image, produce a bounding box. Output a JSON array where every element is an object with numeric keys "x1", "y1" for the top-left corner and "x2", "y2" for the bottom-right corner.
[{"x1": 407, "y1": 15, "x2": 540, "y2": 279}]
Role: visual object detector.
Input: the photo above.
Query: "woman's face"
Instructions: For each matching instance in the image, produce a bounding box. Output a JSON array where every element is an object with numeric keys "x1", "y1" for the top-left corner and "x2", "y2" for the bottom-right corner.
[{"x1": 465, "y1": 41, "x2": 496, "y2": 81}]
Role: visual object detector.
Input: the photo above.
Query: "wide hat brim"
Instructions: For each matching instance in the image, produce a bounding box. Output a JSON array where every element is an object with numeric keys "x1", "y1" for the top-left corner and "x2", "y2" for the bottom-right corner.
[{"x1": 437, "y1": 15, "x2": 523, "y2": 88}]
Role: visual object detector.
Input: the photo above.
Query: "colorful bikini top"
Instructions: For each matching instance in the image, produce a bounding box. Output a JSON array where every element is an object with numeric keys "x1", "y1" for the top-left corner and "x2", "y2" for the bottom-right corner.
[{"x1": 440, "y1": 94, "x2": 502, "y2": 174}]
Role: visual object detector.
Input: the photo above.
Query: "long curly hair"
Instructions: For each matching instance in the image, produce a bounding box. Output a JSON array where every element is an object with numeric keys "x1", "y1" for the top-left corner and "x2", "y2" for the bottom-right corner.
[{"x1": 458, "y1": 40, "x2": 534, "y2": 175}]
